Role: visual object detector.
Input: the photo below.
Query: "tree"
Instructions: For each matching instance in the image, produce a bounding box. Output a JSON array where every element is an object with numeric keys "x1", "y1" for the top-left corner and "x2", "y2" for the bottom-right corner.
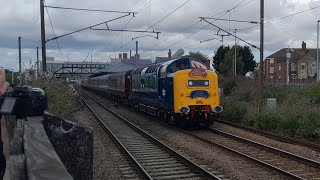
[
  {"x1": 212, "y1": 46, "x2": 230, "y2": 72},
  {"x1": 4, "y1": 69, "x2": 19, "y2": 86},
  {"x1": 219, "y1": 50, "x2": 244, "y2": 76},
  {"x1": 187, "y1": 51, "x2": 209, "y2": 63},
  {"x1": 213, "y1": 45, "x2": 256, "y2": 76},
  {"x1": 239, "y1": 46, "x2": 256, "y2": 73}
]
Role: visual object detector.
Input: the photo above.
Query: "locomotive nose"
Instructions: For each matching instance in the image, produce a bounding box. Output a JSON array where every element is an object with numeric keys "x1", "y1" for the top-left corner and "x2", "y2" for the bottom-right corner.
[{"x1": 212, "y1": 105, "x2": 223, "y2": 113}]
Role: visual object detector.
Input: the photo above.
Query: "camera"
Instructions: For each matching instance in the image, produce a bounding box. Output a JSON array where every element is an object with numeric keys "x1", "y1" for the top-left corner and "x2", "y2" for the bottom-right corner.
[{"x1": 0, "y1": 86, "x2": 48, "y2": 117}]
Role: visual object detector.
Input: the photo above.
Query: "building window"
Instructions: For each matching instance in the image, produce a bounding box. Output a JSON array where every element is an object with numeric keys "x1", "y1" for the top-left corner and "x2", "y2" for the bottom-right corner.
[
  {"x1": 311, "y1": 63, "x2": 316, "y2": 75},
  {"x1": 301, "y1": 63, "x2": 306, "y2": 70},
  {"x1": 291, "y1": 63, "x2": 296, "y2": 71},
  {"x1": 269, "y1": 76, "x2": 274, "y2": 79},
  {"x1": 278, "y1": 65, "x2": 281, "y2": 71},
  {"x1": 269, "y1": 59, "x2": 274, "y2": 63},
  {"x1": 278, "y1": 76, "x2": 281, "y2": 79},
  {"x1": 270, "y1": 67, "x2": 274, "y2": 73}
]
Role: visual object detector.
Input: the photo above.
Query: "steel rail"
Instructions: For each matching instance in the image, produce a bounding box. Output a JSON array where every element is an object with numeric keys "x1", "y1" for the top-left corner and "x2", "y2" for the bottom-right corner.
[
  {"x1": 81, "y1": 93, "x2": 222, "y2": 180},
  {"x1": 209, "y1": 128, "x2": 320, "y2": 168},
  {"x1": 81, "y1": 96, "x2": 152, "y2": 180},
  {"x1": 216, "y1": 119, "x2": 320, "y2": 151},
  {"x1": 179, "y1": 130, "x2": 305, "y2": 180}
]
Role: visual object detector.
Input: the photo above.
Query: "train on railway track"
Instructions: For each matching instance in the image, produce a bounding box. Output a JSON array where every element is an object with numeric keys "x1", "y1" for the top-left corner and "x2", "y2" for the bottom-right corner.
[{"x1": 81, "y1": 57, "x2": 223, "y2": 128}]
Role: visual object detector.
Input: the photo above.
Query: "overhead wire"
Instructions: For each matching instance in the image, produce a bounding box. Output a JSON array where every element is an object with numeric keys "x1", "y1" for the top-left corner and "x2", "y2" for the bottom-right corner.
[
  {"x1": 144, "y1": 0, "x2": 254, "y2": 58},
  {"x1": 137, "y1": 0, "x2": 192, "y2": 37},
  {"x1": 44, "y1": 0, "x2": 66, "y2": 61},
  {"x1": 238, "y1": 3, "x2": 320, "y2": 32},
  {"x1": 91, "y1": 0, "x2": 153, "y2": 61},
  {"x1": 45, "y1": 5, "x2": 137, "y2": 14},
  {"x1": 143, "y1": 0, "x2": 251, "y2": 59},
  {"x1": 109, "y1": 0, "x2": 192, "y2": 59}
]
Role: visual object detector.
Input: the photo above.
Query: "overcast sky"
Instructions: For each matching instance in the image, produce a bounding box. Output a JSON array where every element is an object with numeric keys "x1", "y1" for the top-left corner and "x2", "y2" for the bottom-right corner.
[{"x1": 1, "y1": 0, "x2": 320, "y2": 71}]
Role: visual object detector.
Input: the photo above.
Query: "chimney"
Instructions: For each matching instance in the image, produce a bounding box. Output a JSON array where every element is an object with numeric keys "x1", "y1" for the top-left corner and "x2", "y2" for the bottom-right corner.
[
  {"x1": 130, "y1": 50, "x2": 132, "y2": 58},
  {"x1": 168, "y1": 49, "x2": 172, "y2": 59},
  {"x1": 119, "y1": 54, "x2": 122, "y2": 59},
  {"x1": 302, "y1": 41, "x2": 306, "y2": 50},
  {"x1": 135, "y1": 41, "x2": 138, "y2": 55},
  {"x1": 123, "y1": 53, "x2": 128, "y2": 59}
]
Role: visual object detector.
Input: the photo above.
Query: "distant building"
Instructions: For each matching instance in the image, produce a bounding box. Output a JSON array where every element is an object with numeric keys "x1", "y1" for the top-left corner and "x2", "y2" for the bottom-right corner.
[
  {"x1": 110, "y1": 52, "x2": 152, "y2": 68},
  {"x1": 111, "y1": 41, "x2": 153, "y2": 67},
  {"x1": 263, "y1": 41, "x2": 317, "y2": 83},
  {"x1": 155, "y1": 49, "x2": 184, "y2": 64}
]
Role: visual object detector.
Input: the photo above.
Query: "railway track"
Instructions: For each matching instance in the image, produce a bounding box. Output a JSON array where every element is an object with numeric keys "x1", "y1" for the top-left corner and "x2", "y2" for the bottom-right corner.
[
  {"x1": 81, "y1": 93, "x2": 228, "y2": 180},
  {"x1": 215, "y1": 119, "x2": 320, "y2": 152},
  {"x1": 189, "y1": 128, "x2": 320, "y2": 180},
  {"x1": 82, "y1": 90, "x2": 320, "y2": 179}
]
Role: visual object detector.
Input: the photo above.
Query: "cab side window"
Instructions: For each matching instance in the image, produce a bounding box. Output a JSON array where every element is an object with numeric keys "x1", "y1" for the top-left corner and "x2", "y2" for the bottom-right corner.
[
  {"x1": 191, "y1": 60, "x2": 208, "y2": 69},
  {"x1": 160, "y1": 65, "x2": 168, "y2": 78}
]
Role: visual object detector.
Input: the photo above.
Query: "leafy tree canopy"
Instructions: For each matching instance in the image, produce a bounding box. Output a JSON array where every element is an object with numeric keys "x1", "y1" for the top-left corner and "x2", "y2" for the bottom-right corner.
[
  {"x1": 213, "y1": 45, "x2": 256, "y2": 76},
  {"x1": 187, "y1": 51, "x2": 209, "y2": 63}
]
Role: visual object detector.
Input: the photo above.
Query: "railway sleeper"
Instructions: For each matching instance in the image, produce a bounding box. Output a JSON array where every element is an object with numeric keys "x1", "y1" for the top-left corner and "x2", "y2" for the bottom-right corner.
[
  {"x1": 145, "y1": 166, "x2": 189, "y2": 173},
  {"x1": 139, "y1": 160, "x2": 178, "y2": 166},
  {"x1": 138, "y1": 157, "x2": 177, "y2": 163},
  {"x1": 148, "y1": 169, "x2": 195, "y2": 177}
]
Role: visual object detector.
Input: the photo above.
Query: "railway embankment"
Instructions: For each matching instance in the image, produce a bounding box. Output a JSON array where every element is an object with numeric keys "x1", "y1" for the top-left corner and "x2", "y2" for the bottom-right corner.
[
  {"x1": 29, "y1": 79, "x2": 81, "y2": 119},
  {"x1": 219, "y1": 77, "x2": 320, "y2": 144}
]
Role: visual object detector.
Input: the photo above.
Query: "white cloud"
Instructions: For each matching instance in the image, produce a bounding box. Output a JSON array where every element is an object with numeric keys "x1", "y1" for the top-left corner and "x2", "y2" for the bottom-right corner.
[{"x1": 0, "y1": 0, "x2": 320, "y2": 70}]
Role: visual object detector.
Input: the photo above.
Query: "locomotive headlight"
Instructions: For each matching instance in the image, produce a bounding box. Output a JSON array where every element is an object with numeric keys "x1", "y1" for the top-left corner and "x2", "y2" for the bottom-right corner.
[
  {"x1": 179, "y1": 106, "x2": 190, "y2": 114},
  {"x1": 188, "y1": 81, "x2": 193, "y2": 86},
  {"x1": 212, "y1": 105, "x2": 223, "y2": 113},
  {"x1": 204, "y1": 81, "x2": 209, "y2": 86}
]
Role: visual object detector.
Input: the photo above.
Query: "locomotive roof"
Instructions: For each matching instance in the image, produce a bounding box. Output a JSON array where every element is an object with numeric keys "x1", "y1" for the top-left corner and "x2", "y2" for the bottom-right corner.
[{"x1": 161, "y1": 57, "x2": 205, "y2": 66}]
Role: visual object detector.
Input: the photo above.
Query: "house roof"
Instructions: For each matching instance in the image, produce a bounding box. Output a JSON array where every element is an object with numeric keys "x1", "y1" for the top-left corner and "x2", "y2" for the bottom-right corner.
[{"x1": 266, "y1": 48, "x2": 317, "y2": 63}]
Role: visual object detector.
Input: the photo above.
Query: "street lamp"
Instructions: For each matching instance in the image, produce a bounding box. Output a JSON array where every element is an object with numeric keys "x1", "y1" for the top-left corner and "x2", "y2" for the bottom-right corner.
[
  {"x1": 11, "y1": 69, "x2": 13, "y2": 85},
  {"x1": 286, "y1": 46, "x2": 294, "y2": 85},
  {"x1": 317, "y1": 20, "x2": 320, "y2": 83},
  {"x1": 234, "y1": 29, "x2": 237, "y2": 79}
]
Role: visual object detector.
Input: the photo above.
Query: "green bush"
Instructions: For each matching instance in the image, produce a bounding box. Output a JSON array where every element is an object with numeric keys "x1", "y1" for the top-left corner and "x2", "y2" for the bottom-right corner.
[
  {"x1": 219, "y1": 77, "x2": 236, "y2": 96},
  {"x1": 303, "y1": 84, "x2": 320, "y2": 104},
  {"x1": 29, "y1": 79, "x2": 81, "y2": 119},
  {"x1": 296, "y1": 112, "x2": 320, "y2": 142},
  {"x1": 276, "y1": 113, "x2": 300, "y2": 137},
  {"x1": 219, "y1": 77, "x2": 320, "y2": 143},
  {"x1": 254, "y1": 111, "x2": 281, "y2": 132},
  {"x1": 264, "y1": 87, "x2": 289, "y2": 104},
  {"x1": 220, "y1": 101, "x2": 248, "y2": 123}
]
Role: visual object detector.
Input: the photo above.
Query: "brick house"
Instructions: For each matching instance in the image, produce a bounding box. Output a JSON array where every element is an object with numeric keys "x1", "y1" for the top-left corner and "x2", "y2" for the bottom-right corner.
[{"x1": 264, "y1": 41, "x2": 317, "y2": 82}]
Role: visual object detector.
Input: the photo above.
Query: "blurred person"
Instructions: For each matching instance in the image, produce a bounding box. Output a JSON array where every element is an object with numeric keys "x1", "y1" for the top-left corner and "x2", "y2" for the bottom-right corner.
[{"x1": 0, "y1": 68, "x2": 7, "y2": 179}]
